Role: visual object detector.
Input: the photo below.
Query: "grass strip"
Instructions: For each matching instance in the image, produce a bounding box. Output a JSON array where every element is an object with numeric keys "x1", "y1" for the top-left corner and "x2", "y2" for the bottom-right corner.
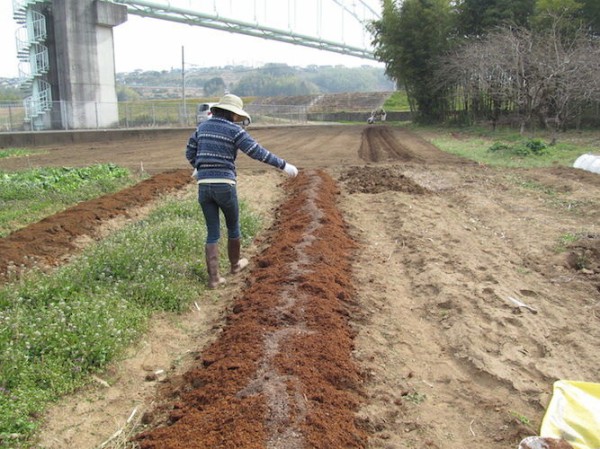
[
  {"x1": 0, "y1": 148, "x2": 41, "y2": 159},
  {"x1": 0, "y1": 192, "x2": 261, "y2": 448},
  {"x1": 414, "y1": 124, "x2": 599, "y2": 168}
]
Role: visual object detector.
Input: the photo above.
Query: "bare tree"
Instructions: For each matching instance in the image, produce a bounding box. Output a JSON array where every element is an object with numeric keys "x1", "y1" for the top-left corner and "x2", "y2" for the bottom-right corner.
[
  {"x1": 530, "y1": 18, "x2": 600, "y2": 141},
  {"x1": 438, "y1": 28, "x2": 540, "y2": 131},
  {"x1": 438, "y1": 18, "x2": 600, "y2": 137}
]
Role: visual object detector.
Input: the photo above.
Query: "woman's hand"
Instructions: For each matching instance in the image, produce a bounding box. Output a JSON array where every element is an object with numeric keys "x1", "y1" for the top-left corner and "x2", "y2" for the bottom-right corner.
[{"x1": 283, "y1": 163, "x2": 298, "y2": 177}]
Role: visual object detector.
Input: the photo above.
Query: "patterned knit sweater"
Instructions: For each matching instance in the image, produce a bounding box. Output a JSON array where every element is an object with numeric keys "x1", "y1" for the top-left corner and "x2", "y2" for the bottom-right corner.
[{"x1": 185, "y1": 117, "x2": 287, "y2": 181}]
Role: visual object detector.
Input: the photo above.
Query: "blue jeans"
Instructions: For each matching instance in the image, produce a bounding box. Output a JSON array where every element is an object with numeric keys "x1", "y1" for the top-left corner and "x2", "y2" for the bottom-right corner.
[{"x1": 198, "y1": 183, "x2": 241, "y2": 244}]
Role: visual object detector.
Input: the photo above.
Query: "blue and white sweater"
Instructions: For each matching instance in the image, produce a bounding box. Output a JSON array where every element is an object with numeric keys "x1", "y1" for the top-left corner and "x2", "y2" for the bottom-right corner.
[{"x1": 185, "y1": 117, "x2": 287, "y2": 181}]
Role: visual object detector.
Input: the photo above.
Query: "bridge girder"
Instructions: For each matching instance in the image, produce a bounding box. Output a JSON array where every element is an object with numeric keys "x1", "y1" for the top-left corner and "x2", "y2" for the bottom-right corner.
[{"x1": 112, "y1": 0, "x2": 377, "y2": 61}]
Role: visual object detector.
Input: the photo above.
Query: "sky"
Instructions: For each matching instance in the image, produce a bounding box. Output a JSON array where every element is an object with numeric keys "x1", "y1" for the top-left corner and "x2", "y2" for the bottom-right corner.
[{"x1": 0, "y1": 0, "x2": 383, "y2": 78}]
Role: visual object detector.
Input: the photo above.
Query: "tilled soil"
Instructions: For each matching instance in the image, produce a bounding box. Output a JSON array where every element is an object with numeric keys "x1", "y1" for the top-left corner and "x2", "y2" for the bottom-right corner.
[
  {"x1": 136, "y1": 170, "x2": 366, "y2": 449},
  {"x1": 1, "y1": 124, "x2": 599, "y2": 449}
]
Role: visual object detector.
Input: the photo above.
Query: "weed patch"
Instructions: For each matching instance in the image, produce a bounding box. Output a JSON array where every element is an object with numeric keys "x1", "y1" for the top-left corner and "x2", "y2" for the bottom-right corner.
[
  {"x1": 418, "y1": 125, "x2": 598, "y2": 168},
  {"x1": 488, "y1": 138, "x2": 548, "y2": 157},
  {"x1": 555, "y1": 233, "x2": 580, "y2": 253}
]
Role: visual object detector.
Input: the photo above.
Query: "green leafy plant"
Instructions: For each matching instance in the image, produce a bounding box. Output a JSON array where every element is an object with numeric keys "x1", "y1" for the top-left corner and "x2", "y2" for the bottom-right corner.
[
  {"x1": 510, "y1": 410, "x2": 531, "y2": 425},
  {"x1": 0, "y1": 164, "x2": 130, "y2": 196}
]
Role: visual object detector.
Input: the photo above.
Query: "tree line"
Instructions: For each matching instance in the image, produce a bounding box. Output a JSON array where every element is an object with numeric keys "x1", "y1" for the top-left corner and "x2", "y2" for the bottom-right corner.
[{"x1": 369, "y1": 0, "x2": 600, "y2": 133}]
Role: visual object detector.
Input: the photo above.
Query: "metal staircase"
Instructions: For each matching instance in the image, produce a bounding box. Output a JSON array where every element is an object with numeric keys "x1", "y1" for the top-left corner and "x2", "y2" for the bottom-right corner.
[{"x1": 13, "y1": 0, "x2": 52, "y2": 129}]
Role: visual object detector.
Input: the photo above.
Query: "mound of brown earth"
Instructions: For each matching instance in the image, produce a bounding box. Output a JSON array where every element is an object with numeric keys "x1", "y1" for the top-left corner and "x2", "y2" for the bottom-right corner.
[{"x1": 340, "y1": 165, "x2": 430, "y2": 194}]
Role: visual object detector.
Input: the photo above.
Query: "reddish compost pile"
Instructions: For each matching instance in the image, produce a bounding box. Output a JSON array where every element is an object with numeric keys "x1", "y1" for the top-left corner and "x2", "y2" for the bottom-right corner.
[{"x1": 135, "y1": 169, "x2": 368, "y2": 448}]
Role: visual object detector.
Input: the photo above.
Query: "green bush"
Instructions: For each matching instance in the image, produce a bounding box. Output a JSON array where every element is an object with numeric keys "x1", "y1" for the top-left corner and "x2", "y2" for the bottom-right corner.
[
  {"x1": 524, "y1": 138, "x2": 548, "y2": 154},
  {"x1": 487, "y1": 139, "x2": 548, "y2": 157}
]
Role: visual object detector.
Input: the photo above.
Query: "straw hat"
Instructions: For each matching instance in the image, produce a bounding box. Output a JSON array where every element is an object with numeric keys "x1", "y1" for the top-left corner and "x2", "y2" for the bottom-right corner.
[{"x1": 211, "y1": 94, "x2": 251, "y2": 121}]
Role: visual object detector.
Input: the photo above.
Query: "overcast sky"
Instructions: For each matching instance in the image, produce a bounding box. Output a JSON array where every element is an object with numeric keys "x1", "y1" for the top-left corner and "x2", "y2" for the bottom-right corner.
[{"x1": 0, "y1": 0, "x2": 382, "y2": 78}]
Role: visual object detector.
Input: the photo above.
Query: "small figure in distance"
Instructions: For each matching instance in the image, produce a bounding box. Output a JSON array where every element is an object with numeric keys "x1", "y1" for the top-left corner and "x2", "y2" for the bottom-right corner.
[{"x1": 367, "y1": 107, "x2": 387, "y2": 124}]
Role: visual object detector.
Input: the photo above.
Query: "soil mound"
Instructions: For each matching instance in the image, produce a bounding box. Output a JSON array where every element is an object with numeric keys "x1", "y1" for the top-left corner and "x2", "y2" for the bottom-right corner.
[
  {"x1": 135, "y1": 169, "x2": 367, "y2": 449},
  {"x1": 340, "y1": 165, "x2": 430, "y2": 195}
]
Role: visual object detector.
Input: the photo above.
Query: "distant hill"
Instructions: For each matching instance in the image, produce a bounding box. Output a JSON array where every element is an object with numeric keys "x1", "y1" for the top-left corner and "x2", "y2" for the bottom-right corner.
[
  {"x1": 1, "y1": 65, "x2": 395, "y2": 103},
  {"x1": 116, "y1": 64, "x2": 395, "y2": 100}
]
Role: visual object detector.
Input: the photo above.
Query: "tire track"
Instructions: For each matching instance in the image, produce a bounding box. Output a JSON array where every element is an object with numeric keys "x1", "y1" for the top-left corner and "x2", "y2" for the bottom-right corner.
[{"x1": 359, "y1": 126, "x2": 420, "y2": 163}]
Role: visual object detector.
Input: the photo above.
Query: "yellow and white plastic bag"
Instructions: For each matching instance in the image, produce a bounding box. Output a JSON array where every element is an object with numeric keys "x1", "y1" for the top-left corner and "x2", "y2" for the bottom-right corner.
[{"x1": 540, "y1": 380, "x2": 600, "y2": 449}]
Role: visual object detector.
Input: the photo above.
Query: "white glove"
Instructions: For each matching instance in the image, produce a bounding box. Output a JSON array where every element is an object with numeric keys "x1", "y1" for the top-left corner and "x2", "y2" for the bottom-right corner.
[{"x1": 283, "y1": 163, "x2": 298, "y2": 177}]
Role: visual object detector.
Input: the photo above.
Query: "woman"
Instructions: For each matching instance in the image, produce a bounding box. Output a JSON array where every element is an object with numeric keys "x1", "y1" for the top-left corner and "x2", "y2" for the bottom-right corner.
[{"x1": 185, "y1": 93, "x2": 298, "y2": 289}]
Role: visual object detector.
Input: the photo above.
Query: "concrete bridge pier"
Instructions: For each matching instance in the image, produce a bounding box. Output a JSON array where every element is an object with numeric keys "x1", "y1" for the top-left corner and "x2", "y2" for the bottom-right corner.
[{"x1": 46, "y1": 0, "x2": 127, "y2": 129}]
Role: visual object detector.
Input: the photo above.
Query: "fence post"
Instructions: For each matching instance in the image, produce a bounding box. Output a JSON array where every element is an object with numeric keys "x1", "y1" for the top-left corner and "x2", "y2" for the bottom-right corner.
[
  {"x1": 61, "y1": 100, "x2": 69, "y2": 131},
  {"x1": 8, "y1": 105, "x2": 14, "y2": 132}
]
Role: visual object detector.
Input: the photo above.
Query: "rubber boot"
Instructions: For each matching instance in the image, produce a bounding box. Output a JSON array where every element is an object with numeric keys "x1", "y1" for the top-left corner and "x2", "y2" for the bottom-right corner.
[
  {"x1": 205, "y1": 243, "x2": 225, "y2": 289},
  {"x1": 228, "y1": 238, "x2": 249, "y2": 274}
]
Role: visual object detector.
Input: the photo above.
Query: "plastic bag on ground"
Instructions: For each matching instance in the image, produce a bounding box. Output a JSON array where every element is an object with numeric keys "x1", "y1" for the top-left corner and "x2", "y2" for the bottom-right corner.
[{"x1": 540, "y1": 380, "x2": 600, "y2": 449}]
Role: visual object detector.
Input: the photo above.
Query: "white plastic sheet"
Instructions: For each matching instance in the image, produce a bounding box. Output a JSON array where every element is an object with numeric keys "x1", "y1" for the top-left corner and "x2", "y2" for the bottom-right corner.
[{"x1": 573, "y1": 154, "x2": 600, "y2": 174}]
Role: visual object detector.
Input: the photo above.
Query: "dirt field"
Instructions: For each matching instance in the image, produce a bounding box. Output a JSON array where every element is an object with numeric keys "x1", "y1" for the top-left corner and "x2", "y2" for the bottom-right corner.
[{"x1": 1, "y1": 124, "x2": 599, "y2": 449}]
